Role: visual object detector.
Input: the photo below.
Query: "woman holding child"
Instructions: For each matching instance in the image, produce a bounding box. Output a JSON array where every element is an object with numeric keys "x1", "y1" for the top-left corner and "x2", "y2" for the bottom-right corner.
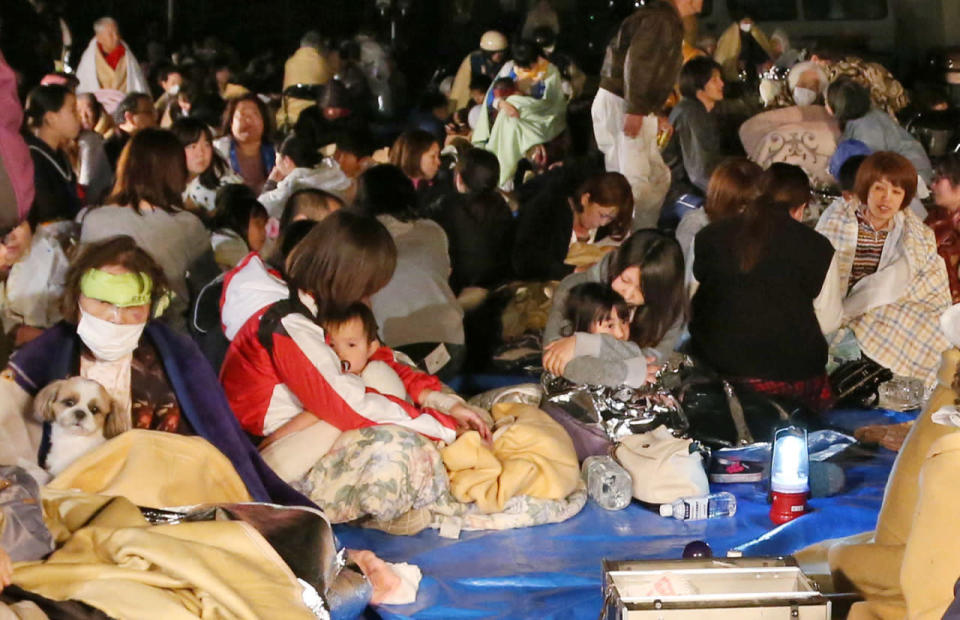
[
  {"x1": 472, "y1": 39, "x2": 566, "y2": 188},
  {"x1": 542, "y1": 229, "x2": 686, "y2": 386},
  {"x1": 219, "y1": 210, "x2": 491, "y2": 525}
]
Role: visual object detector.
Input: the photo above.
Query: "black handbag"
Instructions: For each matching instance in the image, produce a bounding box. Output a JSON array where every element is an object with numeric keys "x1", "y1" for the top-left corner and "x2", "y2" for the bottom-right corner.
[
  {"x1": 829, "y1": 359, "x2": 894, "y2": 408},
  {"x1": 674, "y1": 359, "x2": 817, "y2": 449}
]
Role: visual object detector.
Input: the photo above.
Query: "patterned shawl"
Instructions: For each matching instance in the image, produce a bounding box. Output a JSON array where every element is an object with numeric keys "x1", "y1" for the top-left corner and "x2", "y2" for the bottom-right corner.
[{"x1": 816, "y1": 199, "x2": 951, "y2": 386}]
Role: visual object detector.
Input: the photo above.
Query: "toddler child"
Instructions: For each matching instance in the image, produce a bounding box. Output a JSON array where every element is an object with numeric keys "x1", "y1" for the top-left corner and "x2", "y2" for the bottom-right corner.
[
  {"x1": 561, "y1": 282, "x2": 659, "y2": 388},
  {"x1": 324, "y1": 303, "x2": 493, "y2": 441},
  {"x1": 488, "y1": 77, "x2": 520, "y2": 121}
]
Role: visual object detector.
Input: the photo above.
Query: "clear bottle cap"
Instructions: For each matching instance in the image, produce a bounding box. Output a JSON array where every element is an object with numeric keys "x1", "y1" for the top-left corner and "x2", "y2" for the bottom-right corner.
[{"x1": 659, "y1": 504, "x2": 673, "y2": 517}]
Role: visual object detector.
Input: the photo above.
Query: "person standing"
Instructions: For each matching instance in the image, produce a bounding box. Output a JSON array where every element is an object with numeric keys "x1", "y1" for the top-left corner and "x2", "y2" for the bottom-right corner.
[
  {"x1": 278, "y1": 31, "x2": 333, "y2": 129},
  {"x1": 448, "y1": 31, "x2": 509, "y2": 114},
  {"x1": 75, "y1": 18, "x2": 149, "y2": 103},
  {"x1": 592, "y1": 0, "x2": 703, "y2": 230}
]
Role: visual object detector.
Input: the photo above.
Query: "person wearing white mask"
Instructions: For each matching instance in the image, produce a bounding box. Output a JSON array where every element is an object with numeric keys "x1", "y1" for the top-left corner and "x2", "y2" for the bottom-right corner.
[
  {"x1": 0, "y1": 235, "x2": 308, "y2": 507},
  {"x1": 788, "y1": 61, "x2": 828, "y2": 107},
  {"x1": 153, "y1": 65, "x2": 183, "y2": 122},
  {"x1": 739, "y1": 61, "x2": 841, "y2": 186}
]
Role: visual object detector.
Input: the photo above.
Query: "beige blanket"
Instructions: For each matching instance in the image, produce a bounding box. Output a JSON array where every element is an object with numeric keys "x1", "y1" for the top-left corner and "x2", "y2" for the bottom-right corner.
[
  {"x1": 441, "y1": 402, "x2": 580, "y2": 513},
  {"x1": 13, "y1": 492, "x2": 314, "y2": 620},
  {"x1": 46, "y1": 430, "x2": 253, "y2": 509}
]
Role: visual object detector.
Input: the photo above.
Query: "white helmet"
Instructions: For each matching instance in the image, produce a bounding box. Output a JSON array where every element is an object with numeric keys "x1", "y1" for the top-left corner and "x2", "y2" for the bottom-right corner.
[{"x1": 480, "y1": 31, "x2": 508, "y2": 53}]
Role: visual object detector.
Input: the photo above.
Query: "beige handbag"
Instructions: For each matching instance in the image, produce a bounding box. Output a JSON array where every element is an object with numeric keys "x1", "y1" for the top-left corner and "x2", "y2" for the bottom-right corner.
[{"x1": 614, "y1": 427, "x2": 708, "y2": 505}]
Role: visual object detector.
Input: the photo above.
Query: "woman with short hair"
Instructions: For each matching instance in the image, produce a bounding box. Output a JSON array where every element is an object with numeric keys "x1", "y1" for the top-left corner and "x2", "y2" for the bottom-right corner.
[
  {"x1": 817, "y1": 151, "x2": 951, "y2": 387},
  {"x1": 0, "y1": 235, "x2": 303, "y2": 505}
]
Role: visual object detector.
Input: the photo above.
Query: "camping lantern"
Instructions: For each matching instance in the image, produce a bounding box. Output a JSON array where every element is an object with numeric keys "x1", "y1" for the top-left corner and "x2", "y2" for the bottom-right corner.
[{"x1": 769, "y1": 426, "x2": 809, "y2": 525}]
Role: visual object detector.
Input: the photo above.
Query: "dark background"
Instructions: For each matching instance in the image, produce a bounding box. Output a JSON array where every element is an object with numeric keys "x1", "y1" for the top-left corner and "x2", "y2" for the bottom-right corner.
[{"x1": 1, "y1": 0, "x2": 645, "y2": 96}]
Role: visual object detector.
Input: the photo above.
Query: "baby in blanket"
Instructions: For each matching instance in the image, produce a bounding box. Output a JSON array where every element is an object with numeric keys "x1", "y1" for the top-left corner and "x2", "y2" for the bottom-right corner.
[
  {"x1": 323, "y1": 303, "x2": 492, "y2": 442},
  {"x1": 560, "y1": 283, "x2": 660, "y2": 388}
]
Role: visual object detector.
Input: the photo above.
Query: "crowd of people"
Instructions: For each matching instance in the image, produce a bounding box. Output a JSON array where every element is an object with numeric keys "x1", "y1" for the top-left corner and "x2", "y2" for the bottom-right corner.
[{"x1": 2, "y1": 0, "x2": 960, "y2": 616}]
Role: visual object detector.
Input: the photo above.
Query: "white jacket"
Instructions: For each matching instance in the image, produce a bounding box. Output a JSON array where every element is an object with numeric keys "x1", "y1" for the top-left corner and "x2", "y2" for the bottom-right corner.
[{"x1": 257, "y1": 161, "x2": 352, "y2": 219}]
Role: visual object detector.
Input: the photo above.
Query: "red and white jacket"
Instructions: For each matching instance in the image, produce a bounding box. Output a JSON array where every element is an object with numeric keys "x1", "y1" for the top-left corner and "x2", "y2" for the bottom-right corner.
[
  {"x1": 219, "y1": 292, "x2": 459, "y2": 443},
  {"x1": 220, "y1": 252, "x2": 289, "y2": 341}
]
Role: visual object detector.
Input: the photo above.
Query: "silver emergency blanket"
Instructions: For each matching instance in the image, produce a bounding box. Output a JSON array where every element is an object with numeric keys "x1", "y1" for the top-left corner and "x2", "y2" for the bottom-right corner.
[{"x1": 540, "y1": 356, "x2": 691, "y2": 442}]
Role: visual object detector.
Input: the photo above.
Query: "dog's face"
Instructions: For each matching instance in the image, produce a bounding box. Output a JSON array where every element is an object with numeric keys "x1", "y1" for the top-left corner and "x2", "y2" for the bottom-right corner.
[{"x1": 35, "y1": 378, "x2": 115, "y2": 437}]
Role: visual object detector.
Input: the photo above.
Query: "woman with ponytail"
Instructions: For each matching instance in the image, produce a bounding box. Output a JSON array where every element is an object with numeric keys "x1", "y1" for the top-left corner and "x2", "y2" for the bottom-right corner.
[
  {"x1": 435, "y1": 148, "x2": 515, "y2": 293},
  {"x1": 23, "y1": 84, "x2": 81, "y2": 223},
  {"x1": 689, "y1": 163, "x2": 839, "y2": 411}
]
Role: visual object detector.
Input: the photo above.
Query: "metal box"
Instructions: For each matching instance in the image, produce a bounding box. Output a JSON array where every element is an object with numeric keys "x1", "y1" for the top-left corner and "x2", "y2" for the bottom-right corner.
[{"x1": 601, "y1": 556, "x2": 830, "y2": 619}]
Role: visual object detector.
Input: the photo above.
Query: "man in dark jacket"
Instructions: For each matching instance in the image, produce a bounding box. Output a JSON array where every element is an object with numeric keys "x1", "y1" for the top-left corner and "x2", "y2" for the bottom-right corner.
[{"x1": 592, "y1": 0, "x2": 703, "y2": 230}]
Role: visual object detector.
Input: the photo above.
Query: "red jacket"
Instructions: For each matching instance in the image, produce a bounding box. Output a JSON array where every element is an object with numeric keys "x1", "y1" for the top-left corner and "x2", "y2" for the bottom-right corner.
[{"x1": 219, "y1": 294, "x2": 458, "y2": 442}]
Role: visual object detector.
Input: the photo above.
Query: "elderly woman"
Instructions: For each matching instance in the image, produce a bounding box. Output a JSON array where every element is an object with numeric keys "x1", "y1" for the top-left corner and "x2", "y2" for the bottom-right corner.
[
  {"x1": 214, "y1": 94, "x2": 276, "y2": 194},
  {"x1": 472, "y1": 39, "x2": 566, "y2": 188},
  {"x1": 0, "y1": 236, "x2": 301, "y2": 505},
  {"x1": 816, "y1": 151, "x2": 951, "y2": 387}
]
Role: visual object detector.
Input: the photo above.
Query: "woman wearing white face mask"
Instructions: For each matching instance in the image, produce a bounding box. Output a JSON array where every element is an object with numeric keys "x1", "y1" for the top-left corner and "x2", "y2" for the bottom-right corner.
[{"x1": 0, "y1": 236, "x2": 307, "y2": 507}]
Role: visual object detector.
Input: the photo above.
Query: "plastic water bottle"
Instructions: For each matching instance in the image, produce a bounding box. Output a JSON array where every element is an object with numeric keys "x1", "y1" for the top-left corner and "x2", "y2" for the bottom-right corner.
[
  {"x1": 659, "y1": 492, "x2": 737, "y2": 521},
  {"x1": 581, "y1": 455, "x2": 632, "y2": 511}
]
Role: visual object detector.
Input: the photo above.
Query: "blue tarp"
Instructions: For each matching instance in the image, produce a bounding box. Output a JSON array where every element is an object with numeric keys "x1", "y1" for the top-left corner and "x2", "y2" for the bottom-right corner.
[{"x1": 335, "y1": 401, "x2": 914, "y2": 620}]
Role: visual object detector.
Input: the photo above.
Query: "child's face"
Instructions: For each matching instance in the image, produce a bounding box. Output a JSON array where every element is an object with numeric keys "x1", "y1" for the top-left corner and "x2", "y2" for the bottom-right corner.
[
  {"x1": 327, "y1": 317, "x2": 379, "y2": 374},
  {"x1": 247, "y1": 216, "x2": 268, "y2": 253},
  {"x1": 590, "y1": 311, "x2": 630, "y2": 341}
]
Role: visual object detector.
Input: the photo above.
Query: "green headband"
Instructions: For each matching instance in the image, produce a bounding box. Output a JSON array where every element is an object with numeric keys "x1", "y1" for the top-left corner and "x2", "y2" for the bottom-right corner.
[{"x1": 80, "y1": 268, "x2": 153, "y2": 308}]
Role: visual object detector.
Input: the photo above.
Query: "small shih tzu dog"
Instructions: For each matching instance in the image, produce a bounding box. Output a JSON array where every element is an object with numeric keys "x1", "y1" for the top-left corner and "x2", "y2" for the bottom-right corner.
[{"x1": 34, "y1": 377, "x2": 124, "y2": 476}]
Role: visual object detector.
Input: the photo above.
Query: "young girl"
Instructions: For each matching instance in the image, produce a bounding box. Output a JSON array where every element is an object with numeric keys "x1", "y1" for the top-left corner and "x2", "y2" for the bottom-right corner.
[
  {"x1": 560, "y1": 282, "x2": 659, "y2": 388},
  {"x1": 23, "y1": 84, "x2": 81, "y2": 223},
  {"x1": 171, "y1": 117, "x2": 242, "y2": 213},
  {"x1": 208, "y1": 185, "x2": 269, "y2": 270}
]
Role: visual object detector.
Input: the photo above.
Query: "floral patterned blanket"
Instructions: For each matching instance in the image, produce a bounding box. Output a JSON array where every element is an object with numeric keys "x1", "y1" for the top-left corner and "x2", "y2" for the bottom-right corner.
[{"x1": 293, "y1": 425, "x2": 585, "y2": 534}]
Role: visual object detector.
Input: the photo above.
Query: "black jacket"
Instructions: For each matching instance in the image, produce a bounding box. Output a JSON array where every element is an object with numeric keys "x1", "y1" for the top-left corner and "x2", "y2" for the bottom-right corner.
[
  {"x1": 690, "y1": 213, "x2": 834, "y2": 381},
  {"x1": 24, "y1": 133, "x2": 78, "y2": 223},
  {"x1": 435, "y1": 192, "x2": 514, "y2": 293}
]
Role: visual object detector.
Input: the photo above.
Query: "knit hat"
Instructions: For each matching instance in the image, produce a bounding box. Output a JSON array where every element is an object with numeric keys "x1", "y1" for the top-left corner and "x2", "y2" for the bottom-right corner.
[{"x1": 829, "y1": 139, "x2": 872, "y2": 180}]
